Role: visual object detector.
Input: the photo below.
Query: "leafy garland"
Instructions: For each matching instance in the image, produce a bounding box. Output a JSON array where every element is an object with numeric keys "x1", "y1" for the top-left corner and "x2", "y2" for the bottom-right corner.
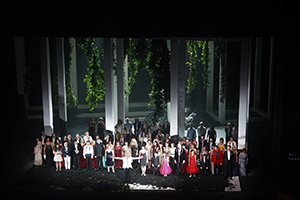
[
  {"x1": 76, "y1": 37, "x2": 105, "y2": 111},
  {"x1": 215, "y1": 41, "x2": 228, "y2": 103},
  {"x1": 186, "y1": 40, "x2": 198, "y2": 97},
  {"x1": 186, "y1": 40, "x2": 211, "y2": 97}
]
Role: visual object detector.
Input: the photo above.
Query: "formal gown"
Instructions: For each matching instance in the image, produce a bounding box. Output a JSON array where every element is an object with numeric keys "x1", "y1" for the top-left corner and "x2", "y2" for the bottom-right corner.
[
  {"x1": 80, "y1": 144, "x2": 86, "y2": 168},
  {"x1": 239, "y1": 153, "x2": 248, "y2": 176},
  {"x1": 89, "y1": 122, "x2": 96, "y2": 139},
  {"x1": 53, "y1": 151, "x2": 62, "y2": 162},
  {"x1": 114, "y1": 145, "x2": 123, "y2": 168},
  {"x1": 187, "y1": 154, "x2": 199, "y2": 174},
  {"x1": 159, "y1": 156, "x2": 172, "y2": 175},
  {"x1": 45, "y1": 143, "x2": 53, "y2": 166},
  {"x1": 97, "y1": 122, "x2": 105, "y2": 140},
  {"x1": 106, "y1": 151, "x2": 114, "y2": 166},
  {"x1": 34, "y1": 144, "x2": 42, "y2": 166}
]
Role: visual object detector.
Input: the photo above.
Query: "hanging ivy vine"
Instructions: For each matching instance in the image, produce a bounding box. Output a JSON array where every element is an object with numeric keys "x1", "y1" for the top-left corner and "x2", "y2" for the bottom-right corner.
[
  {"x1": 186, "y1": 40, "x2": 211, "y2": 97},
  {"x1": 186, "y1": 40, "x2": 198, "y2": 97},
  {"x1": 215, "y1": 41, "x2": 228, "y2": 103},
  {"x1": 147, "y1": 39, "x2": 170, "y2": 121},
  {"x1": 76, "y1": 37, "x2": 105, "y2": 111},
  {"x1": 64, "y1": 38, "x2": 77, "y2": 108}
]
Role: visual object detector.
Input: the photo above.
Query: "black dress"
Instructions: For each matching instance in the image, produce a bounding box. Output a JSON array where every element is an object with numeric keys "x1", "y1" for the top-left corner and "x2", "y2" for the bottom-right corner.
[
  {"x1": 140, "y1": 152, "x2": 147, "y2": 166},
  {"x1": 89, "y1": 122, "x2": 96, "y2": 139},
  {"x1": 45, "y1": 143, "x2": 53, "y2": 166},
  {"x1": 97, "y1": 122, "x2": 105, "y2": 140},
  {"x1": 131, "y1": 146, "x2": 138, "y2": 169}
]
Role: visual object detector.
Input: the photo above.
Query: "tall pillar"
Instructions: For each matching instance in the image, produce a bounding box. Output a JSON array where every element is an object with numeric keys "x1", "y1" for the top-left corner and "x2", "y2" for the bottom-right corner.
[
  {"x1": 253, "y1": 37, "x2": 262, "y2": 110},
  {"x1": 170, "y1": 39, "x2": 179, "y2": 136},
  {"x1": 56, "y1": 37, "x2": 67, "y2": 136},
  {"x1": 104, "y1": 38, "x2": 116, "y2": 132},
  {"x1": 238, "y1": 39, "x2": 251, "y2": 150},
  {"x1": 116, "y1": 38, "x2": 125, "y2": 122},
  {"x1": 40, "y1": 37, "x2": 53, "y2": 137},
  {"x1": 206, "y1": 41, "x2": 214, "y2": 114},
  {"x1": 178, "y1": 40, "x2": 186, "y2": 138}
]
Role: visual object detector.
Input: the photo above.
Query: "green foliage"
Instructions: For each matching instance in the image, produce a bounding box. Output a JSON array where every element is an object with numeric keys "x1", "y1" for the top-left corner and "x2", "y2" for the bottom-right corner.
[
  {"x1": 200, "y1": 41, "x2": 211, "y2": 90},
  {"x1": 76, "y1": 37, "x2": 105, "y2": 111},
  {"x1": 124, "y1": 38, "x2": 152, "y2": 97},
  {"x1": 215, "y1": 41, "x2": 228, "y2": 103},
  {"x1": 147, "y1": 39, "x2": 170, "y2": 122},
  {"x1": 186, "y1": 40, "x2": 211, "y2": 98},
  {"x1": 64, "y1": 38, "x2": 77, "y2": 108},
  {"x1": 186, "y1": 40, "x2": 198, "y2": 97}
]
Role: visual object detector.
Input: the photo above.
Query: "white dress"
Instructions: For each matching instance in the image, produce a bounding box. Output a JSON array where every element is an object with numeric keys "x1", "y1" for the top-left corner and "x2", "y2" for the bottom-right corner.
[{"x1": 53, "y1": 150, "x2": 62, "y2": 162}]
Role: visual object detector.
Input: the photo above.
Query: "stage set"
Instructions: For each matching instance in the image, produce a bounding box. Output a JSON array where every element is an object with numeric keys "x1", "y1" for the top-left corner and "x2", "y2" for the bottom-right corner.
[{"x1": 1, "y1": 35, "x2": 298, "y2": 200}]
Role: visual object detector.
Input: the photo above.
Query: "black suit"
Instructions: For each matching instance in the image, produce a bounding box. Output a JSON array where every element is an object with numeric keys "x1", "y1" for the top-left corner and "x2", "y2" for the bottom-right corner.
[
  {"x1": 225, "y1": 127, "x2": 232, "y2": 144},
  {"x1": 199, "y1": 139, "x2": 208, "y2": 152},
  {"x1": 152, "y1": 156, "x2": 160, "y2": 175},
  {"x1": 175, "y1": 148, "x2": 185, "y2": 175},
  {"x1": 223, "y1": 150, "x2": 233, "y2": 179},
  {"x1": 72, "y1": 143, "x2": 82, "y2": 170},
  {"x1": 162, "y1": 123, "x2": 170, "y2": 135},
  {"x1": 133, "y1": 121, "x2": 142, "y2": 134}
]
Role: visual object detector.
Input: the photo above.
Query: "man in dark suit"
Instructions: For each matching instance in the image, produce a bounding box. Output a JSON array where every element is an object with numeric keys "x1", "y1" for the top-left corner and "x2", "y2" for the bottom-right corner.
[
  {"x1": 72, "y1": 139, "x2": 82, "y2": 170},
  {"x1": 174, "y1": 143, "x2": 186, "y2": 175},
  {"x1": 199, "y1": 134, "x2": 208, "y2": 153},
  {"x1": 162, "y1": 119, "x2": 170, "y2": 135},
  {"x1": 225, "y1": 122, "x2": 232, "y2": 145},
  {"x1": 94, "y1": 138, "x2": 104, "y2": 170},
  {"x1": 133, "y1": 118, "x2": 142, "y2": 134},
  {"x1": 223, "y1": 145, "x2": 233, "y2": 179},
  {"x1": 152, "y1": 152, "x2": 160, "y2": 176}
]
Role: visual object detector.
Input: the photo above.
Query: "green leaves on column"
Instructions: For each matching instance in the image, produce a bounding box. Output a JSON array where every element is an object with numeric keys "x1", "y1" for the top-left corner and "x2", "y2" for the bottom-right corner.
[
  {"x1": 76, "y1": 37, "x2": 104, "y2": 111},
  {"x1": 215, "y1": 41, "x2": 228, "y2": 103}
]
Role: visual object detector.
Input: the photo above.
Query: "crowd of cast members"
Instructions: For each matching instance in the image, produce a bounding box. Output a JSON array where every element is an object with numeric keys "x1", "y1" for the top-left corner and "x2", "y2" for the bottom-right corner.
[{"x1": 34, "y1": 118, "x2": 248, "y2": 183}]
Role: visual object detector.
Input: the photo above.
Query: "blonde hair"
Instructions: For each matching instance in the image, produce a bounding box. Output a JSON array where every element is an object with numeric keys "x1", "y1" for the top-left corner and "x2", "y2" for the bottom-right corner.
[
  {"x1": 91, "y1": 140, "x2": 95, "y2": 146},
  {"x1": 130, "y1": 138, "x2": 137, "y2": 147}
]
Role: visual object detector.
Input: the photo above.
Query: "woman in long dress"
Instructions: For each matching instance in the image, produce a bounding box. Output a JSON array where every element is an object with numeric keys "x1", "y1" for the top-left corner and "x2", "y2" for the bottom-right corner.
[
  {"x1": 114, "y1": 141, "x2": 123, "y2": 168},
  {"x1": 139, "y1": 145, "x2": 148, "y2": 176},
  {"x1": 239, "y1": 148, "x2": 248, "y2": 176},
  {"x1": 89, "y1": 118, "x2": 96, "y2": 139},
  {"x1": 159, "y1": 152, "x2": 172, "y2": 177},
  {"x1": 130, "y1": 138, "x2": 138, "y2": 169},
  {"x1": 34, "y1": 141, "x2": 43, "y2": 166},
  {"x1": 97, "y1": 117, "x2": 106, "y2": 141},
  {"x1": 44, "y1": 138, "x2": 53, "y2": 166},
  {"x1": 186, "y1": 149, "x2": 199, "y2": 177},
  {"x1": 146, "y1": 140, "x2": 152, "y2": 169}
]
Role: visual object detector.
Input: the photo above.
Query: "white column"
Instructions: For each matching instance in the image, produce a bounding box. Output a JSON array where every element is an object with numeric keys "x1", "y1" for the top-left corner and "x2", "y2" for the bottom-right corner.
[
  {"x1": 178, "y1": 40, "x2": 186, "y2": 138},
  {"x1": 238, "y1": 39, "x2": 251, "y2": 150},
  {"x1": 206, "y1": 41, "x2": 214, "y2": 114},
  {"x1": 116, "y1": 38, "x2": 125, "y2": 122},
  {"x1": 104, "y1": 38, "x2": 116, "y2": 132},
  {"x1": 56, "y1": 37, "x2": 67, "y2": 136},
  {"x1": 253, "y1": 37, "x2": 262, "y2": 110},
  {"x1": 170, "y1": 39, "x2": 179, "y2": 136},
  {"x1": 40, "y1": 37, "x2": 53, "y2": 137}
]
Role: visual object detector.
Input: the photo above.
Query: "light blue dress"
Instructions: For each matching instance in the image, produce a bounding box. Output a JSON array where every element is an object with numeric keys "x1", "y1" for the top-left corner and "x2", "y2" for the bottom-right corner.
[{"x1": 239, "y1": 153, "x2": 248, "y2": 176}]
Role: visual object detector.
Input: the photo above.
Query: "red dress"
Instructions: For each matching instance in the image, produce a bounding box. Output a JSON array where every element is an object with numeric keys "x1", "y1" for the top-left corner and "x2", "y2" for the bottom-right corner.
[
  {"x1": 80, "y1": 144, "x2": 86, "y2": 168},
  {"x1": 187, "y1": 154, "x2": 199, "y2": 174},
  {"x1": 114, "y1": 144, "x2": 123, "y2": 168}
]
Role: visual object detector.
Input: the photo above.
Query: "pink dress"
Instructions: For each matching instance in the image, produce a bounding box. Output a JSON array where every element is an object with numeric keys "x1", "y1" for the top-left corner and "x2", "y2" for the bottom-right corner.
[{"x1": 159, "y1": 156, "x2": 172, "y2": 175}]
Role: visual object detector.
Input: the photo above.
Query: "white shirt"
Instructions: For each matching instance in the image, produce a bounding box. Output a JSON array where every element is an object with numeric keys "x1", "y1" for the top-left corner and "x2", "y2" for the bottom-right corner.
[
  {"x1": 227, "y1": 141, "x2": 236, "y2": 148},
  {"x1": 41, "y1": 135, "x2": 45, "y2": 145},
  {"x1": 227, "y1": 150, "x2": 231, "y2": 160},
  {"x1": 83, "y1": 135, "x2": 93, "y2": 143},
  {"x1": 83, "y1": 145, "x2": 94, "y2": 157}
]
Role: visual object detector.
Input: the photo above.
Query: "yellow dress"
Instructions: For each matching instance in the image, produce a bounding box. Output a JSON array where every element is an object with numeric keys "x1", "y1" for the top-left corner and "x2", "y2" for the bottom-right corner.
[{"x1": 218, "y1": 143, "x2": 225, "y2": 151}]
